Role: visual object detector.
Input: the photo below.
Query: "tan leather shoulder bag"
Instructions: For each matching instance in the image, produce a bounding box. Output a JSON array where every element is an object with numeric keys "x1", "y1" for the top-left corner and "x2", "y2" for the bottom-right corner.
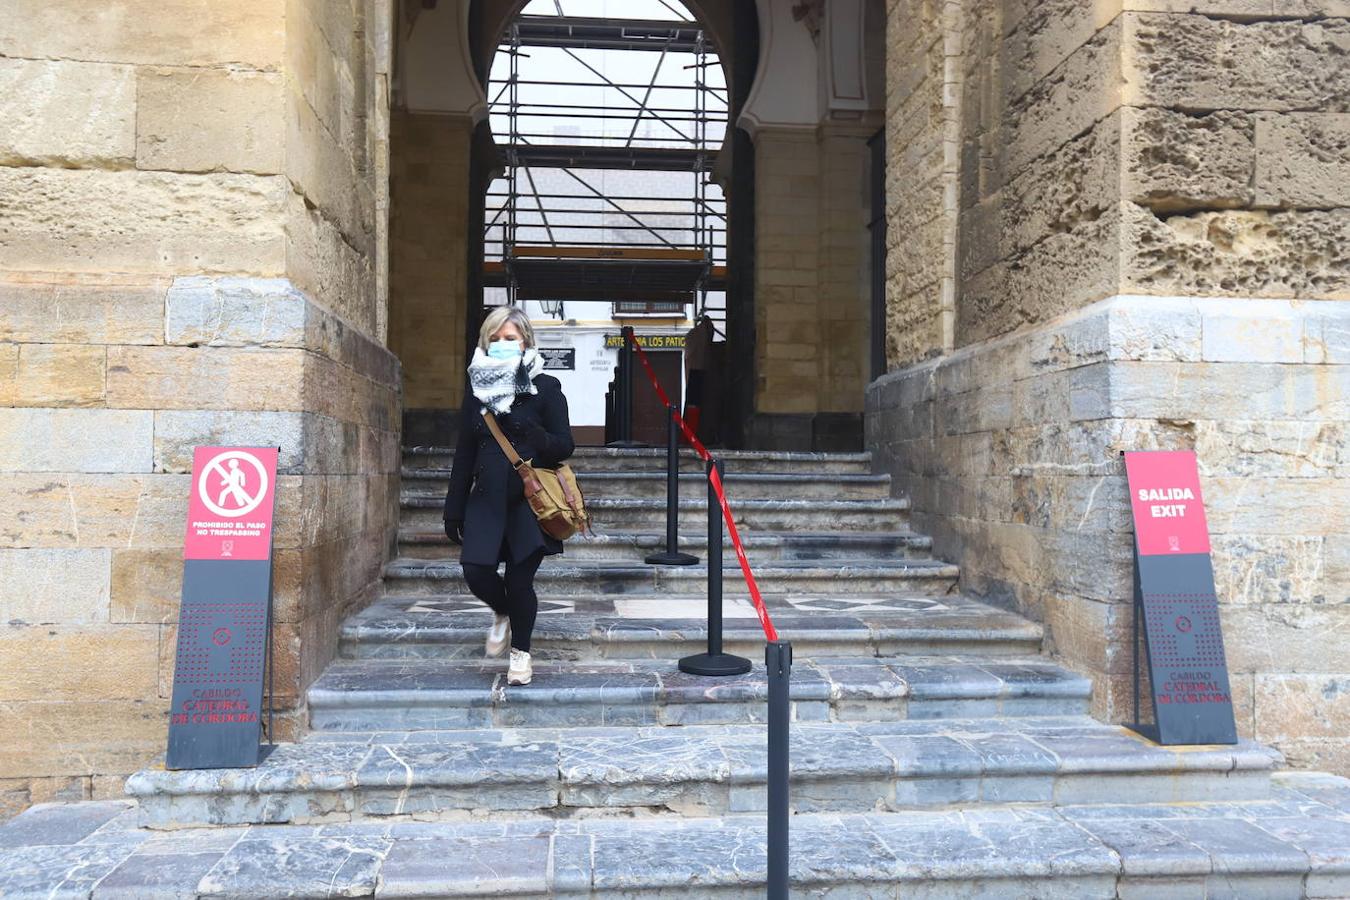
[{"x1": 482, "y1": 411, "x2": 592, "y2": 541}]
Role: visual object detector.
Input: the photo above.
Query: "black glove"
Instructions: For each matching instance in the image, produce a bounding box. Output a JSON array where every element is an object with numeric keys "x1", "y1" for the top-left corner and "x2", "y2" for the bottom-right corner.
[
  {"x1": 443, "y1": 519, "x2": 464, "y2": 545},
  {"x1": 505, "y1": 416, "x2": 547, "y2": 448},
  {"x1": 524, "y1": 422, "x2": 548, "y2": 447}
]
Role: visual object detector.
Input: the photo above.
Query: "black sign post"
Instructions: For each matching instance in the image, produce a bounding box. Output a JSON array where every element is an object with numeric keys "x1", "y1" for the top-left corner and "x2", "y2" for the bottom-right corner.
[
  {"x1": 166, "y1": 446, "x2": 280, "y2": 769},
  {"x1": 1124, "y1": 451, "x2": 1237, "y2": 745}
]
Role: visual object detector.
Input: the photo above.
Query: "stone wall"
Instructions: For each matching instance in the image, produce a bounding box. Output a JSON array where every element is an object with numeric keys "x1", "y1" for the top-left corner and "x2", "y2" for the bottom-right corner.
[
  {"x1": 752, "y1": 124, "x2": 873, "y2": 449},
  {"x1": 869, "y1": 295, "x2": 1350, "y2": 768},
  {"x1": 873, "y1": 0, "x2": 1350, "y2": 773},
  {"x1": 817, "y1": 129, "x2": 875, "y2": 413},
  {"x1": 387, "y1": 111, "x2": 473, "y2": 422},
  {"x1": 882, "y1": 0, "x2": 958, "y2": 367},
  {"x1": 0, "y1": 0, "x2": 399, "y2": 817}
]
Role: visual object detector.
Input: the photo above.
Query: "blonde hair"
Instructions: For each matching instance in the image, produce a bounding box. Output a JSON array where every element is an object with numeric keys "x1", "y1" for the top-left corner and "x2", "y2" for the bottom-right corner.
[{"x1": 477, "y1": 305, "x2": 536, "y2": 352}]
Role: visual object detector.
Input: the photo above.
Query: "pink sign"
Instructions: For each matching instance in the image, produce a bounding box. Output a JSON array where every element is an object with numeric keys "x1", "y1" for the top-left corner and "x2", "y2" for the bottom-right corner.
[
  {"x1": 184, "y1": 447, "x2": 279, "y2": 561},
  {"x1": 1123, "y1": 450, "x2": 1211, "y2": 557}
]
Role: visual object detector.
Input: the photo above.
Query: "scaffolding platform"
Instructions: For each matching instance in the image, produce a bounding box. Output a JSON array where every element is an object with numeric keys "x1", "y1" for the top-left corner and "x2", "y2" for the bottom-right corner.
[
  {"x1": 508, "y1": 143, "x2": 711, "y2": 172},
  {"x1": 491, "y1": 246, "x2": 713, "y2": 302},
  {"x1": 486, "y1": 10, "x2": 726, "y2": 312},
  {"x1": 514, "y1": 16, "x2": 710, "y2": 53}
]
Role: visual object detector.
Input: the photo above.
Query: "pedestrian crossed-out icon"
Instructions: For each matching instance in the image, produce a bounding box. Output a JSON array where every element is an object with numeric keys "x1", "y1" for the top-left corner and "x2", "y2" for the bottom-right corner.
[{"x1": 197, "y1": 451, "x2": 269, "y2": 518}]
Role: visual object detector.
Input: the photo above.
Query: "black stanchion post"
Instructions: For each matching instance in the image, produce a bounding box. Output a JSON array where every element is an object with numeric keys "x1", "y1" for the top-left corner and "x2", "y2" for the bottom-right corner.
[
  {"x1": 606, "y1": 373, "x2": 616, "y2": 445},
  {"x1": 678, "y1": 458, "x2": 751, "y2": 675},
  {"x1": 766, "y1": 639, "x2": 792, "y2": 900},
  {"x1": 619, "y1": 355, "x2": 629, "y2": 443},
  {"x1": 646, "y1": 404, "x2": 698, "y2": 566},
  {"x1": 620, "y1": 339, "x2": 631, "y2": 442},
  {"x1": 621, "y1": 326, "x2": 633, "y2": 444},
  {"x1": 609, "y1": 327, "x2": 640, "y2": 448}
]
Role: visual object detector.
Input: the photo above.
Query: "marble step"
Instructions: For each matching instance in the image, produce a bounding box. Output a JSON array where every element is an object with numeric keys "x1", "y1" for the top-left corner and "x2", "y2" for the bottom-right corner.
[
  {"x1": 401, "y1": 494, "x2": 913, "y2": 532},
  {"x1": 124, "y1": 717, "x2": 1281, "y2": 828},
  {"x1": 405, "y1": 444, "x2": 875, "y2": 475},
  {"x1": 402, "y1": 469, "x2": 894, "y2": 502},
  {"x1": 397, "y1": 528, "x2": 934, "y2": 561},
  {"x1": 343, "y1": 593, "x2": 1045, "y2": 660},
  {"x1": 306, "y1": 656, "x2": 1092, "y2": 732},
  {"x1": 382, "y1": 557, "x2": 960, "y2": 597},
  {"x1": 10, "y1": 775, "x2": 1350, "y2": 897}
]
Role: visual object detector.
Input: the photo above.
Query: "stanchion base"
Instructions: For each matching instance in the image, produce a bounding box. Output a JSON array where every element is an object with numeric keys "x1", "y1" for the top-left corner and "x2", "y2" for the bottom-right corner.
[
  {"x1": 645, "y1": 551, "x2": 699, "y2": 566},
  {"x1": 678, "y1": 652, "x2": 752, "y2": 676},
  {"x1": 606, "y1": 440, "x2": 646, "y2": 448}
]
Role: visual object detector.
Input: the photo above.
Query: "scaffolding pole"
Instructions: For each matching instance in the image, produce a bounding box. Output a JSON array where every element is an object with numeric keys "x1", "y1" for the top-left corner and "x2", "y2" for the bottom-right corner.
[{"x1": 489, "y1": 11, "x2": 722, "y2": 310}]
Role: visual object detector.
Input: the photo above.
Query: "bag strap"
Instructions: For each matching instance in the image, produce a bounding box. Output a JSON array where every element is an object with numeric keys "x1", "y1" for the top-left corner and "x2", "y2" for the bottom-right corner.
[{"x1": 482, "y1": 411, "x2": 526, "y2": 470}]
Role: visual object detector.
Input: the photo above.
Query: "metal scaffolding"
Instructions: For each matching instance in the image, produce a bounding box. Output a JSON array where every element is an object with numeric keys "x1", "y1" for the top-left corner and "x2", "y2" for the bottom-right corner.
[{"x1": 484, "y1": 9, "x2": 728, "y2": 315}]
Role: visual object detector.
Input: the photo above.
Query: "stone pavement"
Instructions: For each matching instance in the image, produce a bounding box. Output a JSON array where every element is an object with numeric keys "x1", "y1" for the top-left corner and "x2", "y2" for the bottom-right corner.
[
  {"x1": 342, "y1": 591, "x2": 1046, "y2": 661},
  {"x1": 3, "y1": 773, "x2": 1349, "y2": 897},
  {"x1": 123, "y1": 716, "x2": 1279, "y2": 828},
  {"x1": 6, "y1": 447, "x2": 1349, "y2": 897}
]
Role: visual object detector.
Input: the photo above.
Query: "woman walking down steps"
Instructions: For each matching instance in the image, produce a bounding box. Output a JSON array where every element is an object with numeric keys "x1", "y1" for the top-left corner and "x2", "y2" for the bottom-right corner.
[{"x1": 442, "y1": 306, "x2": 575, "y2": 686}]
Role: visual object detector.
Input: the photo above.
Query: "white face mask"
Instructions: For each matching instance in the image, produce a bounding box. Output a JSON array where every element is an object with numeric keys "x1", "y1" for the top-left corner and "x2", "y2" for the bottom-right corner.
[{"x1": 487, "y1": 339, "x2": 523, "y2": 361}]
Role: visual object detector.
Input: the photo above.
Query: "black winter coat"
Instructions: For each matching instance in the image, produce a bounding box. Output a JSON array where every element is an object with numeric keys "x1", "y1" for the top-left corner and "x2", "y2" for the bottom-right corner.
[{"x1": 442, "y1": 373, "x2": 575, "y2": 566}]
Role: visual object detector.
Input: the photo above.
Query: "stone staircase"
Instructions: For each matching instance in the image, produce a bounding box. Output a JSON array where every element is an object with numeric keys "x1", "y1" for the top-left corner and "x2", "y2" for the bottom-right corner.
[{"x1": 2, "y1": 447, "x2": 1349, "y2": 898}]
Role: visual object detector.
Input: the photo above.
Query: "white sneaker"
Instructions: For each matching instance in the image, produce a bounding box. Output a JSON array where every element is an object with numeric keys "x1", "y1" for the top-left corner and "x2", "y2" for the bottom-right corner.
[
  {"x1": 507, "y1": 648, "x2": 533, "y2": 686},
  {"x1": 486, "y1": 614, "x2": 510, "y2": 658}
]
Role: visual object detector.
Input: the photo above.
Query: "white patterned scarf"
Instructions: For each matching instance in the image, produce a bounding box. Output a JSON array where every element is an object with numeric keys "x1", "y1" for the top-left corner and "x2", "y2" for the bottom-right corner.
[{"x1": 467, "y1": 346, "x2": 545, "y2": 415}]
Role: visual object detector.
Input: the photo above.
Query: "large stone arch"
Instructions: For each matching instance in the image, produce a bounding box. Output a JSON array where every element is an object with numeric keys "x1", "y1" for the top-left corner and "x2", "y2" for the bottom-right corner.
[
  {"x1": 388, "y1": 0, "x2": 749, "y2": 444},
  {"x1": 388, "y1": 0, "x2": 888, "y2": 449},
  {"x1": 472, "y1": 0, "x2": 735, "y2": 89}
]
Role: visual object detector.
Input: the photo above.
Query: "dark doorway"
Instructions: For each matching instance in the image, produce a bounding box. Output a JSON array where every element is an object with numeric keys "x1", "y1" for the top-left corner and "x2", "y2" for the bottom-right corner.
[{"x1": 632, "y1": 350, "x2": 683, "y2": 446}]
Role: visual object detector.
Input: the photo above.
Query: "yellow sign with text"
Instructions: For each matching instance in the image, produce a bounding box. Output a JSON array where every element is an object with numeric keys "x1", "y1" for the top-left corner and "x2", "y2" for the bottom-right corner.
[{"x1": 604, "y1": 334, "x2": 687, "y2": 349}]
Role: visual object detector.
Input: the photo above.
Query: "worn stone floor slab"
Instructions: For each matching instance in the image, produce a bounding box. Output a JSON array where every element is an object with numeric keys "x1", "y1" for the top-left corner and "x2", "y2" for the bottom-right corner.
[
  {"x1": 403, "y1": 468, "x2": 895, "y2": 504},
  {"x1": 305, "y1": 655, "x2": 1090, "y2": 732},
  {"x1": 341, "y1": 591, "x2": 1045, "y2": 660},
  {"x1": 397, "y1": 527, "x2": 935, "y2": 564},
  {"x1": 402, "y1": 492, "x2": 916, "y2": 533},
  {"x1": 403, "y1": 445, "x2": 877, "y2": 475},
  {"x1": 126, "y1": 716, "x2": 1278, "y2": 828},
  {"x1": 4, "y1": 796, "x2": 1350, "y2": 897},
  {"x1": 382, "y1": 556, "x2": 962, "y2": 599}
]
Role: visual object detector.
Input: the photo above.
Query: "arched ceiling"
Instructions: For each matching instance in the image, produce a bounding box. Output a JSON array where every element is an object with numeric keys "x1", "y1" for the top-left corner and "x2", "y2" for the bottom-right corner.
[
  {"x1": 471, "y1": 0, "x2": 735, "y2": 95},
  {"x1": 393, "y1": 0, "x2": 884, "y2": 134}
]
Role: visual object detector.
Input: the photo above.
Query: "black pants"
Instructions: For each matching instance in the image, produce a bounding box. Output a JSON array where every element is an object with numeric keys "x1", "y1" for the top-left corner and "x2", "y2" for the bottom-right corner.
[{"x1": 461, "y1": 544, "x2": 545, "y2": 652}]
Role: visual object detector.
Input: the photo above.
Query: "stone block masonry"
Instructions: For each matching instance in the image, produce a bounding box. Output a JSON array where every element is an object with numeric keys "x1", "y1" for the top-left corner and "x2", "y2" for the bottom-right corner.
[
  {"x1": 0, "y1": 276, "x2": 401, "y2": 820},
  {"x1": 751, "y1": 125, "x2": 875, "y2": 448},
  {"x1": 387, "y1": 111, "x2": 472, "y2": 415},
  {"x1": 0, "y1": 0, "x2": 398, "y2": 820},
  {"x1": 869, "y1": 294, "x2": 1350, "y2": 773},
  {"x1": 876, "y1": 0, "x2": 1350, "y2": 776},
  {"x1": 883, "y1": 0, "x2": 959, "y2": 367}
]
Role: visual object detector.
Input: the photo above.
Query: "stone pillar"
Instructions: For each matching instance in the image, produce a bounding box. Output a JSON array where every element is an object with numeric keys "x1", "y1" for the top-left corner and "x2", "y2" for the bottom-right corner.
[
  {"x1": 384, "y1": 0, "x2": 484, "y2": 445},
  {"x1": 740, "y1": 0, "x2": 886, "y2": 451},
  {"x1": 752, "y1": 125, "x2": 875, "y2": 450},
  {"x1": 870, "y1": 0, "x2": 1350, "y2": 774},
  {"x1": 388, "y1": 111, "x2": 473, "y2": 445},
  {"x1": 0, "y1": 0, "x2": 399, "y2": 816},
  {"x1": 880, "y1": 0, "x2": 958, "y2": 365},
  {"x1": 754, "y1": 127, "x2": 823, "y2": 442},
  {"x1": 816, "y1": 127, "x2": 874, "y2": 420}
]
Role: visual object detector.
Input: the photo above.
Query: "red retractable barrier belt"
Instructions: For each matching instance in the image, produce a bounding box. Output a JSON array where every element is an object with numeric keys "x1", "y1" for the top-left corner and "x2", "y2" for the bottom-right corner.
[
  {"x1": 708, "y1": 463, "x2": 779, "y2": 642},
  {"x1": 626, "y1": 332, "x2": 780, "y2": 643}
]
